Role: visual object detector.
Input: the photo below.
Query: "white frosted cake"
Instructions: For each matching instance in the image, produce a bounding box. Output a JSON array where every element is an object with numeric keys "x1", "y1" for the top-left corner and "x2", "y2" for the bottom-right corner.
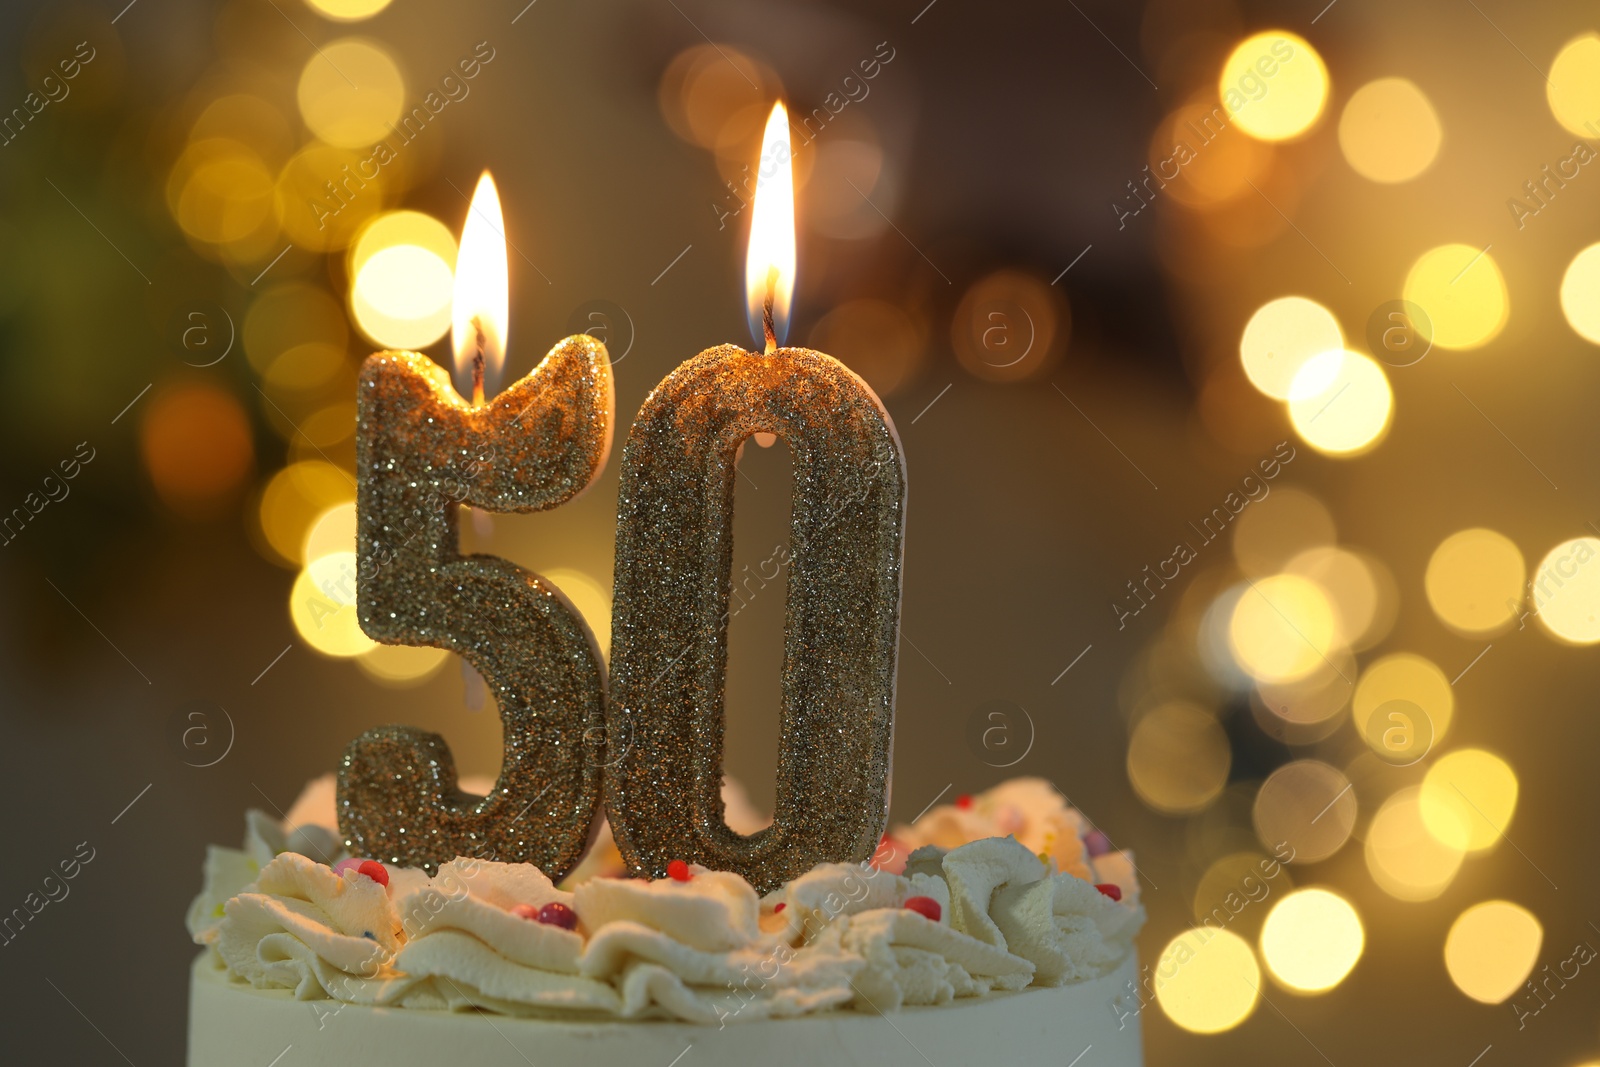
[{"x1": 186, "y1": 778, "x2": 1145, "y2": 1066}]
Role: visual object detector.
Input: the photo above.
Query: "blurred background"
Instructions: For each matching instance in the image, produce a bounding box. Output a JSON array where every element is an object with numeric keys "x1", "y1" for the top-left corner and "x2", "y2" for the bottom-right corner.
[{"x1": 3, "y1": 0, "x2": 1600, "y2": 1061}]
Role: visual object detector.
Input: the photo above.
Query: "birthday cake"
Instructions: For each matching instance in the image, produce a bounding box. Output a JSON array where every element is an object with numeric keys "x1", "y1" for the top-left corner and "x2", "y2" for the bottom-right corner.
[{"x1": 186, "y1": 777, "x2": 1145, "y2": 1066}]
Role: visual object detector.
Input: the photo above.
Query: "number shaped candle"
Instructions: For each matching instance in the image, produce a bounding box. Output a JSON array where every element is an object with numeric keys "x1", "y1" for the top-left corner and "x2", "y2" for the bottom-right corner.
[
  {"x1": 606, "y1": 105, "x2": 908, "y2": 891},
  {"x1": 338, "y1": 174, "x2": 614, "y2": 876}
]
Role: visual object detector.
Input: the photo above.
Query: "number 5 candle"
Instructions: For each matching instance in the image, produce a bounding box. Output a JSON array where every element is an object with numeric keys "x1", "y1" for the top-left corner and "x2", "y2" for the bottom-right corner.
[
  {"x1": 605, "y1": 103, "x2": 908, "y2": 891},
  {"x1": 338, "y1": 173, "x2": 613, "y2": 876}
]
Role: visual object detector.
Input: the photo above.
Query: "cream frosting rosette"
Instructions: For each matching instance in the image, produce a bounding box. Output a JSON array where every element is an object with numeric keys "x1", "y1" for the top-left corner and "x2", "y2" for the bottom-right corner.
[{"x1": 192, "y1": 777, "x2": 1144, "y2": 1024}]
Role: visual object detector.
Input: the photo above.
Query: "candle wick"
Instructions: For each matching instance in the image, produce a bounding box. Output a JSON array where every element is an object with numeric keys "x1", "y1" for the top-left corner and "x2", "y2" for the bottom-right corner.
[
  {"x1": 762, "y1": 266, "x2": 778, "y2": 355},
  {"x1": 472, "y1": 318, "x2": 486, "y2": 405}
]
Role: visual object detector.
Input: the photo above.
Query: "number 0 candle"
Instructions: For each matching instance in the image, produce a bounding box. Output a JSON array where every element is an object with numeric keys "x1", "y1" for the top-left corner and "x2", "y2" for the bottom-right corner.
[
  {"x1": 338, "y1": 173, "x2": 614, "y2": 876},
  {"x1": 606, "y1": 103, "x2": 908, "y2": 891}
]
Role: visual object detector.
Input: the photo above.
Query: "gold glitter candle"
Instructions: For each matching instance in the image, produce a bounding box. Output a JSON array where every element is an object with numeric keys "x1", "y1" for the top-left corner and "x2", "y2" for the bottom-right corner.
[
  {"x1": 337, "y1": 174, "x2": 614, "y2": 877},
  {"x1": 605, "y1": 104, "x2": 908, "y2": 891}
]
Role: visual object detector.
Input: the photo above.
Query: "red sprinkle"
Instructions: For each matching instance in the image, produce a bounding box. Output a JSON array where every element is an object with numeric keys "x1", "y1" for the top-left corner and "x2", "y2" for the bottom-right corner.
[
  {"x1": 954, "y1": 794, "x2": 973, "y2": 811},
  {"x1": 1095, "y1": 883, "x2": 1123, "y2": 902},
  {"x1": 774, "y1": 902, "x2": 787, "y2": 913},
  {"x1": 356, "y1": 860, "x2": 389, "y2": 887},
  {"x1": 537, "y1": 902, "x2": 579, "y2": 930},
  {"x1": 667, "y1": 859, "x2": 692, "y2": 882},
  {"x1": 904, "y1": 896, "x2": 942, "y2": 922}
]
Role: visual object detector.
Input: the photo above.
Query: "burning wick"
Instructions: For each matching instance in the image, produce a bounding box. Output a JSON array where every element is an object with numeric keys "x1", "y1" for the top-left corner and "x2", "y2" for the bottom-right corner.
[
  {"x1": 472, "y1": 317, "x2": 487, "y2": 405},
  {"x1": 762, "y1": 266, "x2": 778, "y2": 355}
]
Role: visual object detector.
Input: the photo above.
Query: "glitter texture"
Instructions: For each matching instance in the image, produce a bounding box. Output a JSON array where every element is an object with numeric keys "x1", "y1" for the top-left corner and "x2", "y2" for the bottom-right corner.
[
  {"x1": 607, "y1": 344, "x2": 906, "y2": 892},
  {"x1": 339, "y1": 336, "x2": 614, "y2": 877}
]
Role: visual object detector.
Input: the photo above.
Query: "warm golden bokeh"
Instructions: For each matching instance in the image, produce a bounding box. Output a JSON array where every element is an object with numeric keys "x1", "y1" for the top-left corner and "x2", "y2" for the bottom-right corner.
[
  {"x1": 289, "y1": 550, "x2": 375, "y2": 657},
  {"x1": 1425, "y1": 527, "x2": 1525, "y2": 634},
  {"x1": 1338, "y1": 78, "x2": 1442, "y2": 183},
  {"x1": 1252, "y1": 760, "x2": 1355, "y2": 863},
  {"x1": 1238, "y1": 296, "x2": 1343, "y2": 400},
  {"x1": 355, "y1": 643, "x2": 451, "y2": 686},
  {"x1": 1285, "y1": 546, "x2": 1383, "y2": 648},
  {"x1": 808, "y1": 299, "x2": 925, "y2": 398},
  {"x1": 1444, "y1": 901, "x2": 1542, "y2": 1004},
  {"x1": 1218, "y1": 32, "x2": 1328, "y2": 141},
  {"x1": 1228, "y1": 574, "x2": 1338, "y2": 683},
  {"x1": 1287, "y1": 350, "x2": 1393, "y2": 456},
  {"x1": 1402, "y1": 244, "x2": 1508, "y2": 350},
  {"x1": 1352, "y1": 652, "x2": 1453, "y2": 755},
  {"x1": 1232, "y1": 488, "x2": 1336, "y2": 576},
  {"x1": 1260, "y1": 888, "x2": 1364, "y2": 992},
  {"x1": 950, "y1": 270, "x2": 1065, "y2": 383},
  {"x1": 139, "y1": 382, "x2": 255, "y2": 518},
  {"x1": 303, "y1": 0, "x2": 394, "y2": 20},
  {"x1": 1547, "y1": 34, "x2": 1600, "y2": 137},
  {"x1": 256, "y1": 460, "x2": 357, "y2": 568},
  {"x1": 1365, "y1": 786, "x2": 1465, "y2": 901},
  {"x1": 1533, "y1": 537, "x2": 1600, "y2": 643},
  {"x1": 296, "y1": 40, "x2": 405, "y2": 149},
  {"x1": 302, "y1": 501, "x2": 357, "y2": 564},
  {"x1": 1127, "y1": 703, "x2": 1231, "y2": 814},
  {"x1": 1559, "y1": 243, "x2": 1600, "y2": 344},
  {"x1": 1420, "y1": 748, "x2": 1519, "y2": 852},
  {"x1": 1153, "y1": 928, "x2": 1260, "y2": 1033}
]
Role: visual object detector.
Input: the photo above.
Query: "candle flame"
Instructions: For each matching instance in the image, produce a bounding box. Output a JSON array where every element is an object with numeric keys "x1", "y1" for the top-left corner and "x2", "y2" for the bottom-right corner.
[
  {"x1": 451, "y1": 171, "x2": 509, "y2": 402},
  {"x1": 745, "y1": 102, "x2": 795, "y2": 352}
]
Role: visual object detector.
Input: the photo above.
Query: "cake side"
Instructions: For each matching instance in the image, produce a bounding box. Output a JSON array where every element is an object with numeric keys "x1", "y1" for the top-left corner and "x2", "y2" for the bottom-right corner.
[{"x1": 188, "y1": 949, "x2": 1143, "y2": 1067}]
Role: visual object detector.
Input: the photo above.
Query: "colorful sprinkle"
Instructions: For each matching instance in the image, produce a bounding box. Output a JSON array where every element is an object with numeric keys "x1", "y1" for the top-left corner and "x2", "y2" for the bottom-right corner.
[
  {"x1": 511, "y1": 903, "x2": 540, "y2": 920},
  {"x1": 537, "y1": 902, "x2": 579, "y2": 930},
  {"x1": 954, "y1": 794, "x2": 973, "y2": 811},
  {"x1": 1095, "y1": 883, "x2": 1123, "y2": 902},
  {"x1": 1084, "y1": 830, "x2": 1112, "y2": 857},
  {"x1": 667, "y1": 859, "x2": 692, "y2": 882},
  {"x1": 904, "y1": 896, "x2": 942, "y2": 922},
  {"x1": 774, "y1": 902, "x2": 787, "y2": 913},
  {"x1": 356, "y1": 860, "x2": 389, "y2": 887}
]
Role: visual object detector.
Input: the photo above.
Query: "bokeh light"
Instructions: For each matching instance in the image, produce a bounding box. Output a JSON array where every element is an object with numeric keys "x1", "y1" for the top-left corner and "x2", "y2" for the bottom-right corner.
[
  {"x1": 289, "y1": 550, "x2": 375, "y2": 657},
  {"x1": 356, "y1": 643, "x2": 451, "y2": 686},
  {"x1": 1420, "y1": 748, "x2": 1518, "y2": 852},
  {"x1": 1218, "y1": 32, "x2": 1328, "y2": 142},
  {"x1": 1285, "y1": 546, "x2": 1383, "y2": 648},
  {"x1": 1533, "y1": 537, "x2": 1600, "y2": 643},
  {"x1": 304, "y1": 0, "x2": 394, "y2": 20},
  {"x1": 1260, "y1": 888, "x2": 1364, "y2": 993},
  {"x1": 1287, "y1": 350, "x2": 1393, "y2": 456},
  {"x1": 1228, "y1": 573, "x2": 1338, "y2": 683},
  {"x1": 1402, "y1": 244, "x2": 1508, "y2": 350},
  {"x1": 303, "y1": 501, "x2": 356, "y2": 563},
  {"x1": 1365, "y1": 786, "x2": 1465, "y2": 901},
  {"x1": 1153, "y1": 928, "x2": 1260, "y2": 1033},
  {"x1": 1127, "y1": 703, "x2": 1231, "y2": 814},
  {"x1": 1193, "y1": 852, "x2": 1291, "y2": 931},
  {"x1": 950, "y1": 269, "x2": 1065, "y2": 383},
  {"x1": 1239, "y1": 296, "x2": 1343, "y2": 400},
  {"x1": 1252, "y1": 760, "x2": 1356, "y2": 863},
  {"x1": 1232, "y1": 488, "x2": 1336, "y2": 577},
  {"x1": 1547, "y1": 34, "x2": 1600, "y2": 137},
  {"x1": 169, "y1": 139, "x2": 277, "y2": 248},
  {"x1": 1152, "y1": 99, "x2": 1272, "y2": 209},
  {"x1": 657, "y1": 43, "x2": 777, "y2": 151},
  {"x1": 1338, "y1": 78, "x2": 1442, "y2": 183},
  {"x1": 351, "y1": 229, "x2": 455, "y2": 350},
  {"x1": 256, "y1": 460, "x2": 357, "y2": 567},
  {"x1": 277, "y1": 142, "x2": 391, "y2": 251},
  {"x1": 139, "y1": 382, "x2": 254, "y2": 518},
  {"x1": 808, "y1": 298, "x2": 924, "y2": 398},
  {"x1": 1352, "y1": 653, "x2": 1452, "y2": 759},
  {"x1": 296, "y1": 40, "x2": 405, "y2": 149},
  {"x1": 1444, "y1": 901, "x2": 1542, "y2": 1004},
  {"x1": 1559, "y1": 243, "x2": 1600, "y2": 344},
  {"x1": 1425, "y1": 528, "x2": 1524, "y2": 634}
]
